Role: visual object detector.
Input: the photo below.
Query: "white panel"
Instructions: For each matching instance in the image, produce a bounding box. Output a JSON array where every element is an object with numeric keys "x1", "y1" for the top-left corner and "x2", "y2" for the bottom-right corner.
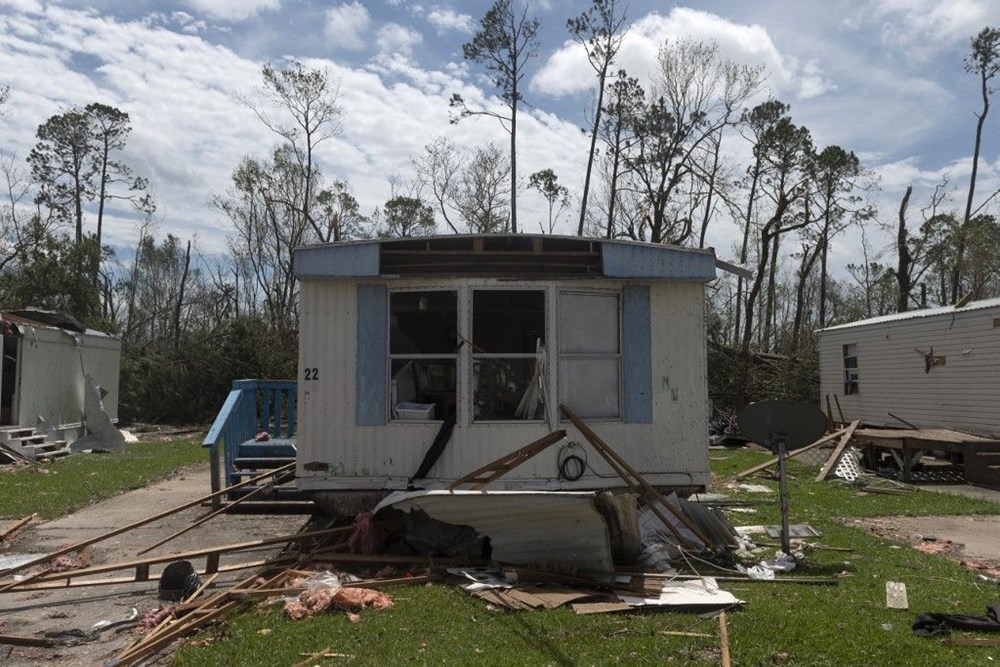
[
  {"x1": 559, "y1": 358, "x2": 620, "y2": 418},
  {"x1": 558, "y1": 292, "x2": 619, "y2": 353}
]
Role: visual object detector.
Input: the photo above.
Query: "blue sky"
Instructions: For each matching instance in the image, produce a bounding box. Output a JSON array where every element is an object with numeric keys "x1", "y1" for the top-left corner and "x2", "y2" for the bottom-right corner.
[{"x1": 2, "y1": 0, "x2": 1000, "y2": 275}]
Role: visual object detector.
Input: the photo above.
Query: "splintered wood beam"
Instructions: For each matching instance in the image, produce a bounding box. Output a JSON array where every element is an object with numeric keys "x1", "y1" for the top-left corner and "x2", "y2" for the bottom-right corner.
[
  {"x1": 719, "y1": 611, "x2": 732, "y2": 667},
  {"x1": 0, "y1": 514, "x2": 35, "y2": 541},
  {"x1": 815, "y1": 420, "x2": 861, "y2": 481},
  {"x1": 138, "y1": 472, "x2": 292, "y2": 555},
  {"x1": 0, "y1": 526, "x2": 350, "y2": 589},
  {"x1": 448, "y1": 430, "x2": 566, "y2": 490},
  {"x1": 560, "y1": 405, "x2": 711, "y2": 549},
  {"x1": 0, "y1": 462, "x2": 296, "y2": 580},
  {"x1": 735, "y1": 427, "x2": 847, "y2": 479}
]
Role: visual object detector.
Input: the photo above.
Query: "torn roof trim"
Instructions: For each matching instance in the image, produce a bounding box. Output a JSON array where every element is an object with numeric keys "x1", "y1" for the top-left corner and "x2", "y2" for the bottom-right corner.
[{"x1": 294, "y1": 234, "x2": 736, "y2": 282}]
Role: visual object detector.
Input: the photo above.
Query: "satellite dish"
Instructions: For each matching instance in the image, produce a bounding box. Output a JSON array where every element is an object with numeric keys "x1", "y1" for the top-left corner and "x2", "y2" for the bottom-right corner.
[
  {"x1": 738, "y1": 400, "x2": 827, "y2": 452},
  {"x1": 737, "y1": 400, "x2": 828, "y2": 556}
]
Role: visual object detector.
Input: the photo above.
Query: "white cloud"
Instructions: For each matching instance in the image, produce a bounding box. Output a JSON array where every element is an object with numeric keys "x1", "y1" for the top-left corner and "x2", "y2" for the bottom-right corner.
[
  {"x1": 531, "y1": 8, "x2": 833, "y2": 102},
  {"x1": 376, "y1": 23, "x2": 423, "y2": 57},
  {"x1": 183, "y1": 0, "x2": 279, "y2": 22},
  {"x1": 866, "y1": 0, "x2": 1000, "y2": 56},
  {"x1": 324, "y1": 1, "x2": 371, "y2": 51},
  {"x1": 426, "y1": 7, "x2": 473, "y2": 34},
  {"x1": 0, "y1": 0, "x2": 42, "y2": 12}
]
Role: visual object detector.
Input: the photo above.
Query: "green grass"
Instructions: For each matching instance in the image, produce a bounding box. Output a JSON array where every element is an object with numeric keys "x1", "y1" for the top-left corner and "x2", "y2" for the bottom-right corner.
[
  {"x1": 174, "y1": 448, "x2": 1000, "y2": 666},
  {"x1": 0, "y1": 438, "x2": 206, "y2": 520}
]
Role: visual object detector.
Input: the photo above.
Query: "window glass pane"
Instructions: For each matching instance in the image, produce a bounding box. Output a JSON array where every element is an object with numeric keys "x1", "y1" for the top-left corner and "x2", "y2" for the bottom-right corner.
[
  {"x1": 391, "y1": 359, "x2": 456, "y2": 420},
  {"x1": 559, "y1": 292, "x2": 619, "y2": 354},
  {"x1": 389, "y1": 291, "x2": 457, "y2": 354},
  {"x1": 473, "y1": 290, "x2": 545, "y2": 353},
  {"x1": 472, "y1": 358, "x2": 546, "y2": 421},
  {"x1": 559, "y1": 358, "x2": 620, "y2": 418}
]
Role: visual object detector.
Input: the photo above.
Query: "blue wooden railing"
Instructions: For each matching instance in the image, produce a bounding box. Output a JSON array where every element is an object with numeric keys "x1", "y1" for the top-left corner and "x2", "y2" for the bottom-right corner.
[{"x1": 203, "y1": 379, "x2": 297, "y2": 497}]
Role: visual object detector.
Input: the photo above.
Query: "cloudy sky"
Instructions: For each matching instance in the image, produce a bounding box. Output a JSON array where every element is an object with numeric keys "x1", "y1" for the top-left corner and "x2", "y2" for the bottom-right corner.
[{"x1": 2, "y1": 0, "x2": 1000, "y2": 275}]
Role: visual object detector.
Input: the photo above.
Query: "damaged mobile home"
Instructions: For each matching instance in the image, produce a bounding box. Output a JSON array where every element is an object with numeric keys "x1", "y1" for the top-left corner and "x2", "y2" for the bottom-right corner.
[
  {"x1": 0, "y1": 310, "x2": 121, "y2": 460},
  {"x1": 292, "y1": 235, "x2": 744, "y2": 512}
]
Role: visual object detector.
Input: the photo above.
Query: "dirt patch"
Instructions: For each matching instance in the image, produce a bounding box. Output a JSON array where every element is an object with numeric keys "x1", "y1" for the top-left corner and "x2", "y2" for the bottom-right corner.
[
  {"x1": 844, "y1": 514, "x2": 1000, "y2": 578},
  {"x1": 0, "y1": 463, "x2": 309, "y2": 666}
]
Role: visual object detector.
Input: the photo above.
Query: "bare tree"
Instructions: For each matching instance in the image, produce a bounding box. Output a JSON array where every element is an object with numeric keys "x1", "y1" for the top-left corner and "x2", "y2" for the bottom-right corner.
[
  {"x1": 953, "y1": 27, "x2": 1000, "y2": 302},
  {"x1": 568, "y1": 0, "x2": 628, "y2": 235},
  {"x1": 240, "y1": 60, "x2": 343, "y2": 242},
  {"x1": 412, "y1": 137, "x2": 464, "y2": 233},
  {"x1": 625, "y1": 39, "x2": 763, "y2": 245},
  {"x1": 450, "y1": 0, "x2": 540, "y2": 234},
  {"x1": 454, "y1": 143, "x2": 511, "y2": 234}
]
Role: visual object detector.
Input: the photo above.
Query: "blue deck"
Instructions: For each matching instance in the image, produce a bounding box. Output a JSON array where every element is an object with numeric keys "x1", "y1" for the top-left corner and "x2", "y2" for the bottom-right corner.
[{"x1": 203, "y1": 379, "x2": 297, "y2": 496}]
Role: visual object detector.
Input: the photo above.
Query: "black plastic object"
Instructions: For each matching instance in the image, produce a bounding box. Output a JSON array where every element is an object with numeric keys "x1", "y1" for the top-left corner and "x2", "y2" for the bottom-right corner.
[
  {"x1": 738, "y1": 400, "x2": 827, "y2": 452},
  {"x1": 158, "y1": 560, "x2": 201, "y2": 602}
]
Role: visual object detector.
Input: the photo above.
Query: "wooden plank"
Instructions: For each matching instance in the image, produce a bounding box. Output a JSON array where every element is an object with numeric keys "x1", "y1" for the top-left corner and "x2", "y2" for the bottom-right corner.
[
  {"x1": 815, "y1": 420, "x2": 860, "y2": 481},
  {"x1": 942, "y1": 637, "x2": 1000, "y2": 647},
  {"x1": 735, "y1": 427, "x2": 847, "y2": 479},
  {"x1": 448, "y1": 430, "x2": 566, "y2": 490},
  {"x1": 137, "y1": 474, "x2": 288, "y2": 555},
  {"x1": 0, "y1": 634, "x2": 57, "y2": 648},
  {"x1": 0, "y1": 462, "x2": 296, "y2": 580},
  {"x1": 719, "y1": 610, "x2": 732, "y2": 667},
  {"x1": 1, "y1": 526, "x2": 349, "y2": 587},
  {"x1": 561, "y1": 405, "x2": 710, "y2": 549},
  {"x1": 0, "y1": 515, "x2": 35, "y2": 542}
]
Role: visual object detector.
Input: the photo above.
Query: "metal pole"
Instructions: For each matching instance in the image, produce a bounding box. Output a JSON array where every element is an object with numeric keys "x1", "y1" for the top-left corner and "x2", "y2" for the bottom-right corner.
[{"x1": 775, "y1": 432, "x2": 791, "y2": 554}]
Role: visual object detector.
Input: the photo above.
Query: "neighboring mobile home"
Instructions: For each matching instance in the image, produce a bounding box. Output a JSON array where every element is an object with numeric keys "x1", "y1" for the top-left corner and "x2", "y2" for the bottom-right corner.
[
  {"x1": 292, "y1": 235, "x2": 738, "y2": 512},
  {"x1": 817, "y1": 298, "x2": 1000, "y2": 436},
  {"x1": 0, "y1": 310, "x2": 121, "y2": 452}
]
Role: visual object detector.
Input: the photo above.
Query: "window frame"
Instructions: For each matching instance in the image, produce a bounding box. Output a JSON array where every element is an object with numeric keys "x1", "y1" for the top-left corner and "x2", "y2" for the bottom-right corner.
[
  {"x1": 843, "y1": 343, "x2": 859, "y2": 395},
  {"x1": 386, "y1": 287, "x2": 460, "y2": 423},
  {"x1": 556, "y1": 289, "x2": 624, "y2": 421},
  {"x1": 468, "y1": 287, "x2": 549, "y2": 424}
]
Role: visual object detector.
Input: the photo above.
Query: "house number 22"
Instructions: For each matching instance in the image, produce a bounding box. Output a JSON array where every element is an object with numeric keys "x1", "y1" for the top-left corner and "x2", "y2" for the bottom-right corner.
[{"x1": 304, "y1": 368, "x2": 319, "y2": 381}]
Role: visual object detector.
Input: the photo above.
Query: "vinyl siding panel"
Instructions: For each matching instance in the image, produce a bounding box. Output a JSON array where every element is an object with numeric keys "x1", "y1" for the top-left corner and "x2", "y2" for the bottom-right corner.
[
  {"x1": 297, "y1": 277, "x2": 709, "y2": 490},
  {"x1": 818, "y1": 307, "x2": 1000, "y2": 435}
]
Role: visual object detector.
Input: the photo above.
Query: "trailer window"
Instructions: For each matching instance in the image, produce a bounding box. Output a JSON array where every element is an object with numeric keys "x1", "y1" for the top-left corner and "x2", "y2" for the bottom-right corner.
[
  {"x1": 843, "y1": 343, "x2": 859, "y2": 395},
  {"x1": 471, "y1": 290, "x2": 546, "y2": 421},
  {"x1": 389, "y1": 290, "x2": 458, "y2": 421},
  {"x1": 558, "y1": 291, "x2": 621, "y2": 419}
]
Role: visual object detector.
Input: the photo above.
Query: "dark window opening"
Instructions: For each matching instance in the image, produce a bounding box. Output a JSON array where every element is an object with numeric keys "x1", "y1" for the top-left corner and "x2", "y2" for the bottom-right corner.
[
  {"x1": 472, "y1": 290, "x2": 546, "y2": 421},
  {"x1": 843, "y1": 343, "x2": 859, "y2": 395},
  {"x1": 389, "y1": 291, "x2": 458, "y2": 421}
]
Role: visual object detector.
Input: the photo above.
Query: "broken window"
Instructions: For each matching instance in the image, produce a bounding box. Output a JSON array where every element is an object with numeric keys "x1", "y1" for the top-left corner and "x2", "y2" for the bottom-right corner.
[
  {"x1": 389, "y1": 290, "x2": 458, "y2": 421},
  {"x1": 558, "y1": 291, "x2": 621, "y2": 419},
  {"x1": 843, "y1": 343, "x2": 859, "y2": 395},
  {"x1": 471, "y1": 290, "x2": 546, "y2": 421}
]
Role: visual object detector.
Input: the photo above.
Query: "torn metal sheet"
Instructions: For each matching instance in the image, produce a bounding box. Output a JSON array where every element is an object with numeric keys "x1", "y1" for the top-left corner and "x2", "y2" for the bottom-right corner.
[
  {"x1": 639, "y1": 493, "x2": 740, "y2": 555},
  {"x1": 617, "y1": 577, "x2": 743, "y2": 609},
  {"x1": 764, "y1": 524, "x2": 821, "y2": 539},
  {"x1": 70, "y1": 375, "x2": 125, "y2": 453},
  {"x1": 374, "y1": 490, "x2": 614, "y2": 573}
]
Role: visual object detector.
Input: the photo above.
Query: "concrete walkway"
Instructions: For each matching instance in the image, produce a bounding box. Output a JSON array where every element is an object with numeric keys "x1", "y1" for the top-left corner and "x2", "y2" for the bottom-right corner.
[{"x1": 0, "y1": 463, "x2": 308, "y2": 666}]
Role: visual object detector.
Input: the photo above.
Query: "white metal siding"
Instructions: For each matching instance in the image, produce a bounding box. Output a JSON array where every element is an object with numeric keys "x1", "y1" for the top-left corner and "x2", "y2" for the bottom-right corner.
[
  {"x1": 15, "y1": 326, "x2": 121, "y2": 428},
  {"x1": 818, "y1": 307, "x2": 1000, "y2": 435},
  {"x1": 297, "y1": 278, "x2": 709, "y2": 490}
]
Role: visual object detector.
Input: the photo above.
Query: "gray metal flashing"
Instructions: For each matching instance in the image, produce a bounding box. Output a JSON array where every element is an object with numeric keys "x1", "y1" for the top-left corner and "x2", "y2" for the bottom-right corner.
[
  {"x1": 817, "y1": 297, "x2": 1000, "y2": 333},
  {"x1": 601, "y1": 242, "x2": 717, "y2": 281},
  {"x1": 295, "y1": 242, "x2": 379, "y2": 278}
]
